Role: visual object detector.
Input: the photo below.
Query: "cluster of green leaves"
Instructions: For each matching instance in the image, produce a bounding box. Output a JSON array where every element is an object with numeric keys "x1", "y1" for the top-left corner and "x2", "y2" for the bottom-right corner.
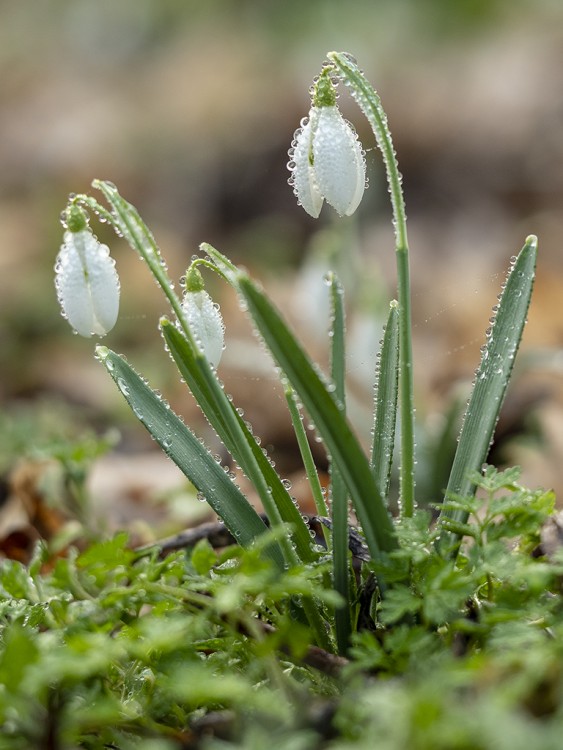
[
  {"x1": 0, "y1": 529, "x2": 338, "y2": 749},
  {"x1": 336, "y1": 469, "x2": 563, "y2": 750},
  {"x1": 1, "y1": 468, "x2": 562, "y2": 748},
  {"x1": 354, "y1": 467, "x2": 558, "y2": 663}
]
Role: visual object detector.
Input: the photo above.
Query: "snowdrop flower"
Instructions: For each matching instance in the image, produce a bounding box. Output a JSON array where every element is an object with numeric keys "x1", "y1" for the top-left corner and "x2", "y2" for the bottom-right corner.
[
  {"x1": 181, "y1": 266, "x2": 225, "y2": 368},
  {"x1": 288, "y1": 71, "x2": 366, "y2": 218},
  {"x1": 55, "y1": 205, "x2": 120, "y2": 337}
]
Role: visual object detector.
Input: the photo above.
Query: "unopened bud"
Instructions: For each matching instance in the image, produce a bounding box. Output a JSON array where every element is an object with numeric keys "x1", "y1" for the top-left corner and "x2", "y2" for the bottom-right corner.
[
  {"x1": 288, "y1": 75, "x2": 366, "y2": 218},
  {"x1": 55, "y1": 223, "x2": 120, "y2": 337},
  {"x1": 181, "y1": 269, "x2": 225, "y2": 368}
]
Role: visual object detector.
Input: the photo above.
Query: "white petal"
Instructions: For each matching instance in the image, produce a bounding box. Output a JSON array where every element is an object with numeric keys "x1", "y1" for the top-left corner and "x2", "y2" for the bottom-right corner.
[
  {"x1": 55, "y1": 230, "x2": 120, "y2": 337},
  {"x1": 288, "y1": 110, "x2": 324, "y2": 218},
  {"x1": 312, "y1": 106, "x2": 366, "y2": 216},
  {"x1": 182, "y1": 290, "x2": 225, "y2": 368}
]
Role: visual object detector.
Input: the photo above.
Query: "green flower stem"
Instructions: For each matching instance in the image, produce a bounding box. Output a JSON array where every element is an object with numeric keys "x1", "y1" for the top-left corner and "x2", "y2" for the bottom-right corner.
[
  {"x1": 285, "y1": 387, "x2": 330, "y2": 526},
  {"x1": 328, "y1": 51, "x2": 415, "y2": 517},
  {"x1": 396, "y1": 247, "x2": 415, "y2": 518},
  {"x1": 284, "y1": 386, "x2": 335, "y2": 632}
]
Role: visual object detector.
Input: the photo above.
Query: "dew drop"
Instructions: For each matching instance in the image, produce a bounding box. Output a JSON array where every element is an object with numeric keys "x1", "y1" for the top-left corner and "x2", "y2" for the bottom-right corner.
[{"x1": 117, "y1": 378, "x2": 129, "y2": 396}]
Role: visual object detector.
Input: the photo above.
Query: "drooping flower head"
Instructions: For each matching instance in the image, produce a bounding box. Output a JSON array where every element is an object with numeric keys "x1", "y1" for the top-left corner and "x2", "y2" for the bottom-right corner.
[
  {"x1": 288, "y1": 68, "x2": 366, "y2": 218},
  {"x1": 55, "y1": 204, "x2": 120, "y2": 337},
  {"x1": 181, "y1": 265, "x2": 225, "y2": 368}
]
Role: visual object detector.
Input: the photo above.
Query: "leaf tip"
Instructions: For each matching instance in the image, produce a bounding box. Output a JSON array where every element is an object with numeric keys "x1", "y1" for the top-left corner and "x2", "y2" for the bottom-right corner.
[{"x1": 95, "y1": 345, "x2": 110, "y2": 361}]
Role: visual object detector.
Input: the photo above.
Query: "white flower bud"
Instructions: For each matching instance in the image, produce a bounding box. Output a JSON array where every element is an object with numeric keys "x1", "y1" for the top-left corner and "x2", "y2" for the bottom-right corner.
[
  {"x1": 182, "y1": 287, "x2": 225, "y2": 368},
  {"x1": 288, "y1": 104, "x2": 366, "y2": 218},
  {"x1": 55, "y1": 228, "x2": 120, "y2": 337}
]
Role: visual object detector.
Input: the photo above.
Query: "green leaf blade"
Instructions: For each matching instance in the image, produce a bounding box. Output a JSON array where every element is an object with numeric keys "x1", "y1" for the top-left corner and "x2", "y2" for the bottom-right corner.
[
  {"x1": 327, "y1": 272, "x2": 352, "y2": 653},
  {"x1": 437, "y1": 236, "x2": 538, "y2": 555},
  {"x1": 205, "y1": 252, "x2": 398, "y2": 560},
  {"x1": 371, "y1": 300, "x2": 400, "y2": 505},
  {"x1": 160, "y1": 320, "x2": 317, "y2": 564},
  {"x1": 95, "y1": 346, "x2": 284, "y2": 570}
]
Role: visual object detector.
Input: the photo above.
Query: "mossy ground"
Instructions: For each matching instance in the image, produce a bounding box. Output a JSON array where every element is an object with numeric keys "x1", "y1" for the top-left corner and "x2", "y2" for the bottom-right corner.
[{"x1": 1, "y1": 459, "x2": 562, "y2": 749}]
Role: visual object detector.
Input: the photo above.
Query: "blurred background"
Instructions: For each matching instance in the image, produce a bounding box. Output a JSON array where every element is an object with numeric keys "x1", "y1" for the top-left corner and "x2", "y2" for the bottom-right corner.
[{"x1": 1, "y1": 0, "x2": 563, "y2": 548}]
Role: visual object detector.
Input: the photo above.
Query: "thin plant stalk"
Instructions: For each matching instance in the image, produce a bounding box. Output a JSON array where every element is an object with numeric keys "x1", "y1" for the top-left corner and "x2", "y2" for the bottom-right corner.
[
  {"x1": 284, "y1": 387, "x2": 330, "y2": 527},
  {"x1": 284, "y1": 385, "x2": 335, "y2": 631},
  {"x1": 327, "y1": 51, "x2": 415, "y2": 517}
]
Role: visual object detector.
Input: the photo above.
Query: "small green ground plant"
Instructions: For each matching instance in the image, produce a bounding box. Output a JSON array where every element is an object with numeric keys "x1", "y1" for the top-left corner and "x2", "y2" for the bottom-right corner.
[{"x1": 1, "y1": 52, "x2": 560, "y2": 747}]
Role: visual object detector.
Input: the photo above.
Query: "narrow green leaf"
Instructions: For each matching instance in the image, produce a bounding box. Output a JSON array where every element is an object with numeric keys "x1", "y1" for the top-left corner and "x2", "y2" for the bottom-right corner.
[
  {"x1": 160, "y1": 320, "x2": 317, "y2": 564},
  {"x1": 206, "y1": 245, "x2": 397, "y2": 560},
  {"x1": 328, "y1": 272, "x2": 346, "y2": 407},
  {"x1": 437, "y1": 236, "x2": 538, "y2": 556},
  {"x1": 371, "y1": 300, "x2": 399, "y2": 504},
  {"x1": 95, "y1": 346, "x2": 284, "y2": 571},
  {"x1": 327, "y1": 272, "x2": 352, "y2": 653}
]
